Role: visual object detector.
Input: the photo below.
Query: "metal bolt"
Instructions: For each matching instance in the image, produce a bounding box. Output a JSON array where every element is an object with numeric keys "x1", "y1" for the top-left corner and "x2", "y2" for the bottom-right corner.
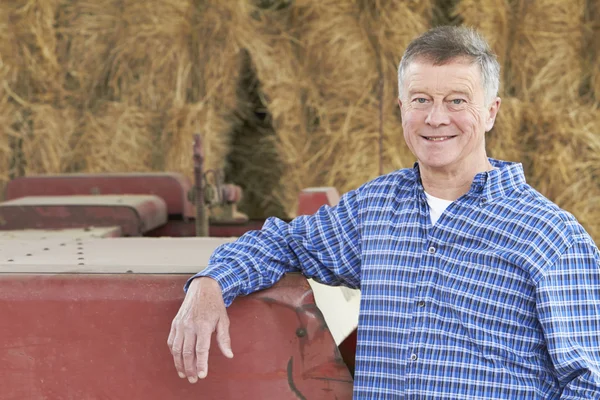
[{"x1": 295, "y1": 328, "x2": 307, "y2": 338}]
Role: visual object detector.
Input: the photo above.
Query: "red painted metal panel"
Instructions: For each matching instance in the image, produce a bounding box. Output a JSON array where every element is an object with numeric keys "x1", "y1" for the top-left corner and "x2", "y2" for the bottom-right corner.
[
  {"x1": 147, "y1": 219, "x2": 269, "y2": 238},
  {"x1": 0, "y1": 195, "x2": 167, "y2": 236},
  {"x1": 0, "y1": 274, "x2": 353, "y2": 399},
  {"x1": 5, "y1": 173, "x2": 194, "y2": 219},
  {"x1": 297, "y1": 187, "x2": 340, "y2": 216}
]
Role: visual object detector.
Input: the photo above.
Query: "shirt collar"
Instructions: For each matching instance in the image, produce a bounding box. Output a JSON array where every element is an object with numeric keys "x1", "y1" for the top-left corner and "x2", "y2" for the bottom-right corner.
[{"x1": 412, "y1": 158, "x2": 526, "y2": 203}]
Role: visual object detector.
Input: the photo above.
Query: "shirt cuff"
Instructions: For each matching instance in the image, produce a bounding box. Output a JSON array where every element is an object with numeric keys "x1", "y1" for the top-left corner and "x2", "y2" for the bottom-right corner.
[{"x1": 183, "y1": 266, "x2": 242, "y2": 307}]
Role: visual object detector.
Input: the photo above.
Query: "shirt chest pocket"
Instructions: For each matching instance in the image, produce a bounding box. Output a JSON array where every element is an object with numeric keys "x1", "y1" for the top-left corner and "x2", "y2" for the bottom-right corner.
[{"x1": 442, "y1": 261, "x2": 545, "y2": 362}]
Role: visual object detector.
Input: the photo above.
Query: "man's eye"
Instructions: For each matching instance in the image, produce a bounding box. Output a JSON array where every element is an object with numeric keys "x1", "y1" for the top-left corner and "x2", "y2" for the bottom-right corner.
[
  {"x1": 451, "y1": 99, "x2": 465, "y2": 105},
  {"x1": 415, "y1": 98, "x2": 427, "y2": 104}
]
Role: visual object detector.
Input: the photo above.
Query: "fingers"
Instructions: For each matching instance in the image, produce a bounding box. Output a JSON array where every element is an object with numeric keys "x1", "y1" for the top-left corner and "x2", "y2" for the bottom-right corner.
[
  {"x1": 195, "y1": 323, "x2": 212, "y2": 379},
  {"x1": 182, "y1": 327, "x2": 198, "y2": 383},
  {"x1": 169, "y1": 328, "x2": 187, "y2": 379},
  {"x1": 216, "y1": 317, "x2": 234, "y2": 359}
]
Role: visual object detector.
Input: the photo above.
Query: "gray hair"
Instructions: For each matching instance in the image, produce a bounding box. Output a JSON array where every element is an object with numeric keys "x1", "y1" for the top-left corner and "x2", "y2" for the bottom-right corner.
[{"x1": 397, "y1": 26, "x2": 500, "y2": 105}]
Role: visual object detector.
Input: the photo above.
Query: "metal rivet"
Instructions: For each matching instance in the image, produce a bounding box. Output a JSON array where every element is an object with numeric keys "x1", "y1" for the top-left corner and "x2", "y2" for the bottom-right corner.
[
  {"x1": 428, "y1": 247, "x2": 436, "y2": 254},
  {"x1": 295, "y1": 328, "x2": 307, "y2": 338},
  {"x1": 410, "y1": 354, "x2": 418, "y2": 361},
  {"x1": 417, "y1": 301, "x2": 426, "y2": 308}
]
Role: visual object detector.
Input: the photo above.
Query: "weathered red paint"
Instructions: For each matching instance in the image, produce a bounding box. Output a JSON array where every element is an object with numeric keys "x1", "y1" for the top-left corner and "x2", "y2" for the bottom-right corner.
[
  {"x1": 0, "y1": 195, "x2": 167, "y2": 236},
  {"x1": 297, "y1": 187, "x2": 340, "y2": 216},
  {"x1": 5, "y1": 173, "x2": 194, "y2": 219},
  {"x1": 0, "y1": 273, "x2": 353, "y2": 399},
  {"x1": 147, "y1": 219, "x2": 269, "y2": 238}
]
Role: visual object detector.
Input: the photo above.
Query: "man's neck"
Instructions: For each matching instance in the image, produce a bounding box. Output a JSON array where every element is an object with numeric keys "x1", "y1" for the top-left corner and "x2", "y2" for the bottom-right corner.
[{"x1": 420, "y1": 157, "x2": 494, "y2": 201}]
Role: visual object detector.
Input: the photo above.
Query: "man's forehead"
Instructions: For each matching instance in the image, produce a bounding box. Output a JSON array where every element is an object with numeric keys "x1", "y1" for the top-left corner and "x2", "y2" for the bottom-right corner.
[{"x1": 404, "y1": 57, "x2": 482, "y2": 87}]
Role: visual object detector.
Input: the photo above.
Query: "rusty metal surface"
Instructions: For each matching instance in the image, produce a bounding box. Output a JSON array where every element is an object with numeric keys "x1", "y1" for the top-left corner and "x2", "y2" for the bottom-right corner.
[
  {"x1": 0, "y1": 273, "x2": 353, "y2": 399},
  {"x1": 0, "y1": 195, "x2": 167, "y2": 236},
  {"x1": 0, "y1": 227, "x2": 122, "y2": 240},
  {"x1": 5, "y1": 173, "x2": 194, "y2": 218},
  {"x1": 0, "y1": 237, "x2": 235, "y2": 274}
]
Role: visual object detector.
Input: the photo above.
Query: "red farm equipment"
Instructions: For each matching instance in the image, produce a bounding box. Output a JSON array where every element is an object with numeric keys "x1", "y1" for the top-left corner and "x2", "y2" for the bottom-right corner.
[{"x1": 0, "y1": 135, "x2": 359, "y2": 399}]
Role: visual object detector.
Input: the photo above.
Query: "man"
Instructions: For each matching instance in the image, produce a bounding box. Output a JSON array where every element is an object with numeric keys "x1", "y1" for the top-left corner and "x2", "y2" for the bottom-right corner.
[{"x1": 168, "y1": 26, "x2": 600, "y2": 398}]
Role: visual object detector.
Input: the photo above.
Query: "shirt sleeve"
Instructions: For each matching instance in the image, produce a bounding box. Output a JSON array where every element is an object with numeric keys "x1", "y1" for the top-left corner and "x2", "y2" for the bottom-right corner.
[
  {"x1": 184, "y1": 188, "x2": 362, "y2": 306},
  {"x1": 536, "y1": 238, "x2": 600, "y2": 399}
]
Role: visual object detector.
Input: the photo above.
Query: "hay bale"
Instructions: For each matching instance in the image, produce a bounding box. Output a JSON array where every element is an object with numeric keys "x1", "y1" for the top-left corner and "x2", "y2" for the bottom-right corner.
[
  {"x1": 13, "y1": 104, "x2": 80, "y2": 175},
  {"x1": 2, "y1": 0, "x2": 64, "y2": 103},
  {"x1": 453, "y1": 0, "x2": 511, "y2": 86},
  {"x1": 589, "y1": 0, "x2": 600, "y2": 103},
  {"x1": 70, "y1": 102, "x2": 159, "y2": 173},
  {"x1": 161, "y1": 101, "x2": 237, "y2": 179},
  {"x1": 55, "y1": 0, "x2": 124, "y2": 107},
  {"x1": 364, "y1": 1, "x2": 429, "y2": 174},
  {"x1": 104, "y1": 0, "x2": 194, "y2": 110},
  {"x1": 511, "y1": 0, "x2": 586, "y2": 103},
  {"x1": 486, "y1": 97, "x2": 526, "y2": 163},
  {"x1": 524, "y1": 102, "x2": 600, "y2": 244},
  {"x1": 227, "y1": 2, "x2": 310, "y2": 216}
]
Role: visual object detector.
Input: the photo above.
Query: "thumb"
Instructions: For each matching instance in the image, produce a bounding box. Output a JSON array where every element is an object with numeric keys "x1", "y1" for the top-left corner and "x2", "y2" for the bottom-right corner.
[{"x1": 216, "y1": 317, "x2": 234, "y2": 359}]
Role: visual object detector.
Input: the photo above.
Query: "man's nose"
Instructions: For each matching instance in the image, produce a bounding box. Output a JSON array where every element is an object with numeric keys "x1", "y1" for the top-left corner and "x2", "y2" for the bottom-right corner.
[{"x1": 425, "y1": 103, "x2": 450, "y2": 127}]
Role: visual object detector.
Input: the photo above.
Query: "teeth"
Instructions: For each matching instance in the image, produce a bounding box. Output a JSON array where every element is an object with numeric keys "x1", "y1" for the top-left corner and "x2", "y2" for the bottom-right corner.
[{"x1": 426, "y1": 136, "x2": 452, "y2": 141}]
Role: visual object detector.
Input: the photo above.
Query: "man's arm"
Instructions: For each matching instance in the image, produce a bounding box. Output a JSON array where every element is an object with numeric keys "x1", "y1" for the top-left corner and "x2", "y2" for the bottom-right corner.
[
  {"x1": 536, "y1": 239, "x2": 600, "y2": 398},
  {"x1": 168, "y1": 188, "x2": 363, "y2": 383}
]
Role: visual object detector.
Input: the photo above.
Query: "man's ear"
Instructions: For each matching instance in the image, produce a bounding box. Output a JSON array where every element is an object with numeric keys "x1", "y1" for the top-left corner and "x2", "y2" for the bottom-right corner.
[{"x1": 485, "y1": 97, "x2": 501, "y2": 132}]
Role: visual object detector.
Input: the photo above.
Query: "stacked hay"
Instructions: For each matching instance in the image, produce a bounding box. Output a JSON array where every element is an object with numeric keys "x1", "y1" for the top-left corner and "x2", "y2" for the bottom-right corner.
[
  {"x1": 453, "y1": 0, "x2": 511, "y2": 90},
  {"x1": 589, "y1": 0, "x2": 600, "y2": 103},
  {"x1": 524, "y1": 103, "x2": 600, "y2": 243},
  {"x1": 486, "y1": 97, "x2": 526, "y2": 164},
  {"x1": 55, "y1": 0, "x2": 124, "y2": 107},
  {"x1": 360, "y1": 1, "x2": 429, "y2": 174},
  {"x1": 70, "y1": 102, "x2": 159, "y2": 173},
  {"x1": 226, "y1": 2, "x2": 309, "y2": 217},
  {"x1": 510, "y1": 0, "x2": 586, "y2": 103},
  {"x1": 4, "y1": 0, "x2": 64, "y2": 104},
  {"x1": 224, "y1": 51, "x2": 287, "y2": 219},
  {"x1": 162, "y1": 0, "x2": 245, "y2": 177},
  {"x1": 14, "y1": 105, "x2": 79, "y2": 175}
]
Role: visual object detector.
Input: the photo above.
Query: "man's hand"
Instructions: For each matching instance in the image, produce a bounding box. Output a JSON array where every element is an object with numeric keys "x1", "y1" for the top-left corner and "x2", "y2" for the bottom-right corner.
[{"x1": 167, "y1": 277, "x2": 234, "y2": 383}]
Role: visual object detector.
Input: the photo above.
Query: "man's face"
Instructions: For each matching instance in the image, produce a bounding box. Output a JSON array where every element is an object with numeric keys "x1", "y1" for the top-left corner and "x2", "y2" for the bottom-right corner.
[{"x1": 398, "y1": 57, "x2": 500, "y2": 173}]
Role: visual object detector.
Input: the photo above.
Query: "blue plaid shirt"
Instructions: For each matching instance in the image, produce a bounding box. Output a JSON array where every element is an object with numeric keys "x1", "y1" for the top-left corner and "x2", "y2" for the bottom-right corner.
[{"x1": 191, "y1": 159, "x2": 600, "y2": 399}]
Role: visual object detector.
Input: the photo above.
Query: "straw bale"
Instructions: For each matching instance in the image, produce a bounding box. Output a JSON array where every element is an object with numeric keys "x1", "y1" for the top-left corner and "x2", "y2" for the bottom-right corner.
[
  {"x1": 16, "y1": 104, "x2": 79, "y2": 175},
  {"x1": 71, "y1": 103, "x2": 159, "y2": 173},
  {"x1": 226, "y1": 2, "x2": 310, "y2": 216},
  {"x1": 161, "y1": 102, "x2": 236, "y2": 179},
  {"x1": 511, "y1": 0, "x2": 585, "y2": 103},
  {"x1": 366, "y1": 1, "x2": 429, "y2": 173},
  {"x1": 453, "y1": 0, "x2": 511, "y2": 81},
  {"x1": 589, "y1": 0, "x2": 600, "y2": 103},
  {"x1": 105, "y1": 0, "x2": 194, "y2": 110},
  {"x1": 55, "y1": 0, "x2": 124, "y2": 107},
  {"x1": 224, "y1": 52, "x2": 287, "y2": 219},
  {"x1": 294, "y1": 0, "x2": 381, "y2": 191},
  {"x1": 486, "y1": 97, "x2": 526, "y2": 163},
  {"x1": 3, "y1": 0, "x2": 64, "y2": 103},
  {"x1": 0, "y1": 98, "x2": 19, "y2": 197},
  {"x1": 524, "y1": 102, "x2": 600, "y2": 244}
]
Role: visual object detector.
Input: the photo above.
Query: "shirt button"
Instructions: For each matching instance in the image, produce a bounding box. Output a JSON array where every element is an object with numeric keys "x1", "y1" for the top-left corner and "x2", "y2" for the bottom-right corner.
[
  {"x1": 428, "y1": 246, "x2": 436, "y2": 254},
  {"x1": 417, "y1": 300, "x2": 426, "y2": 308},
  {"x1": 410, "y1": 354, "x2": 418, "y2": 361}
]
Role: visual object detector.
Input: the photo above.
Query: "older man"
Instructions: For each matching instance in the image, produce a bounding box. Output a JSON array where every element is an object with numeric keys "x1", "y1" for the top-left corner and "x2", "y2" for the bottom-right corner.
[{"x1": 168, "y1": 26, "x2": 600, "y2": 398}]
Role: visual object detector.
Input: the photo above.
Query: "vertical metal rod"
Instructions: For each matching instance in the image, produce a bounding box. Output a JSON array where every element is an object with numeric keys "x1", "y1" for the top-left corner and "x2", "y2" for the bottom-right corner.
[{"x1": 193, "y1": 134, "x2": 209, "y2": 237}]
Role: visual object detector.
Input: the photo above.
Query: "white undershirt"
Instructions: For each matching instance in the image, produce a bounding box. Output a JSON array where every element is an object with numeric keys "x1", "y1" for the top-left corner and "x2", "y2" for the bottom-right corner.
[{"x1": 424, "y1": 191, "x2": 453, "y2": 226}]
